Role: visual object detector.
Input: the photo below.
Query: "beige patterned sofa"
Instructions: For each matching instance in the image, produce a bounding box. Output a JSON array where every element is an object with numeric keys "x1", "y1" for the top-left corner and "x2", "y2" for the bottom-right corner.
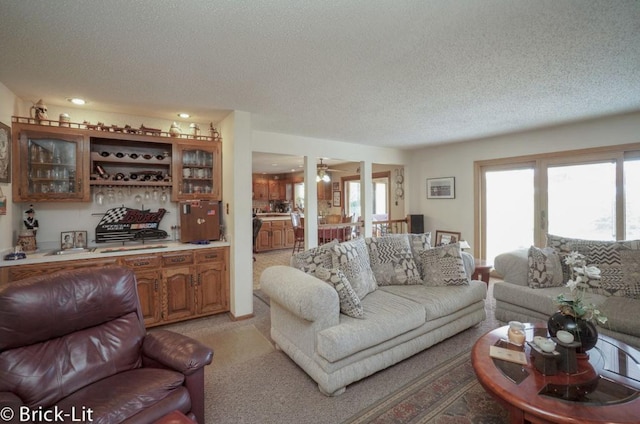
[
  {"x1": 493, "y1": 234, "x2": 640, "y2": 348},
  {"x1": 260, "y1": 234, "x2": 487, "y2": 396}
]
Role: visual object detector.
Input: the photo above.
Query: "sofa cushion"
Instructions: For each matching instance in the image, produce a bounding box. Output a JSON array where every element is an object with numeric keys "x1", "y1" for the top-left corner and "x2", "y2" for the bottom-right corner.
[
  {"x1": 315, "y1": 266, "x2": 364, "y2": 319},
  {"x1": 316, "y1": 290, "x2": 424, "y2": 363},
  {"x1": 494, "y1": 248, "x2": 529, "y2": 286},
  {"x1": 366, "y1": 234, "x2": 422, "y2": 286},
  {"x1": 418, "y1": 242, "x2": 468, "y2": 286},
  {"x1": 527, "y1": 246, "x2": 564, "y2": 288},
  {"x1": 547, "y1": 234, "x2": 640, "y2": 298},
  {"x1": 291, "y1": 240, "x2": 338, "y2": 276},
  {"x1": 331, "y1": 238, "x2": 377, "y2": 299},
  {"x1": 408, "y1": 233, "x2": 432, "y2": 278},
  {"x1": 55, "y1": 368, "x2": 187, "y2": 423},
  {"x1": 599, "y1": 296, "x2": 640, "y2": 338},
  {"x1": 493, "y1": 281, "x2": 609, "y2": 317},
  {"x1": 380, "y1": 280, "x2": 486, "y2": 321}
]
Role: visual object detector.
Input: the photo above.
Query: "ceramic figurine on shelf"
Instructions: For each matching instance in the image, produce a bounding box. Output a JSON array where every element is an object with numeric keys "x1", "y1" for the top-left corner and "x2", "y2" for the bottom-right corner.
[
  {"x1": 169, "y1": 122, "x2": 182, "y2": 137},
  {"x1": 31, "y1": 99, "x2": 48, "y2": 123},
  {"x1": 24, "y1": 205, "x2": 39, "y2": 235},
  {"x1": 209, "y1": 122, "x2": 220, "y2": 140}
]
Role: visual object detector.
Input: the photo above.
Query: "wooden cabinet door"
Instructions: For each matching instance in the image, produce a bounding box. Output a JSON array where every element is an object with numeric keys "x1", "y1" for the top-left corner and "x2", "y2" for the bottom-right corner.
[
  {"x1": 135, "y1": 269, "x2": 162, "y2": 326},
  {"x1": 271, "y1": 221, "x2": 285, "y2": 249},
  {"x1": 173, "y1": 141, "x2": 221, "y2": 201},
  {"x1": 268, "y1": 180, "x2": 279, "y2": 199},
  {"x1": 284, "y1": 222, "x2": 295, "y2": 248},
  {"x1": 257, "y1": 222, "x2": 272, "y2": 251},
  {"x1": 196, "y1": 262, "x2": 228, "y2": 315},
  {"x1": 162, "y1": 266, "x2": 196, "y2": 322},
  {"x1": 252, "y1": 174, "x2": 268, "y2": 200},
  {"x1": 12, "y1": 125, "x2": 90, "y2": 202}
]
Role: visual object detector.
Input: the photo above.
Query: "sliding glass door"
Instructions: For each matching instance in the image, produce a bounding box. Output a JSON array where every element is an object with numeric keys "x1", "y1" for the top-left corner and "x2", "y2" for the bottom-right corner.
[
  {"x1": 476, "y1": 144, "x2": 640, "y2": 261},
  {"x1": 483, "y1": 166, "x2": 535, "y2": 263}
]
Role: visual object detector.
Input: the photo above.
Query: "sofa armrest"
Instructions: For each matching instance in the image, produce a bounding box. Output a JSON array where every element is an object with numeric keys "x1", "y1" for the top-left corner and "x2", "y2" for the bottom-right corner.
[
  {"x1": 260, "y1": 265, "x2": 339, "y2": 322},
  {"x1": 142, "y1": 330, "x2": 213, "y2": 376},
  {"x1": 494, "y1": 248, "x2": 530, "y2": 286}
]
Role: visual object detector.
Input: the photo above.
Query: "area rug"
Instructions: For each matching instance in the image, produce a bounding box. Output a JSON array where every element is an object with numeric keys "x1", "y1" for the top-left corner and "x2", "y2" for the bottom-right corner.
[{"x1": 344, "y1": 351, "x2": 509, "y2": 424}]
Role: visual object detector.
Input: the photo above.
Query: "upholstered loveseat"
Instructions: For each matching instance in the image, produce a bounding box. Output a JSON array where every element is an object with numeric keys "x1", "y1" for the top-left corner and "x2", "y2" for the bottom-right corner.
[
  {"x1": 261, "y1": 234, "x2": 487, "y2": 396},
  {"x1": 0, "y1": 266, "x2": 213, "y2": 424},
  {"x1": 493, "y1": 234, "x2": 640, "y2": 348}
]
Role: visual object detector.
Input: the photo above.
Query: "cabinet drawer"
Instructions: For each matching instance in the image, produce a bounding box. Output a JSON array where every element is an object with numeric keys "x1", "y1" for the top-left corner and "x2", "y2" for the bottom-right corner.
[
  {"x1": 271, "y1": 220, "x2": 286, "y2": 228},
  {"x1": 196, "y1": 249, "x2": 225, "y2": 263},
  {"x1": 120, "y1": 254, "x2": 161, "y2": 269},
  {"x1": 162, "y1": 252, "x2": 194, "y2": 267}
]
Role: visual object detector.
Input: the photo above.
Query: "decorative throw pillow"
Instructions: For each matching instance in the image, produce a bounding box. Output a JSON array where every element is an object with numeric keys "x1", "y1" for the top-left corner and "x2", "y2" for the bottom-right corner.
[
  {"x1": 527, "y1": 246, "x2": 563, "y2": 288},
  {"x1": 547, "y1": 234, "x2": 640, "y2": 298},
  {"x1": 291, "y1": 240, "x2": 339, "y2": 276},
  {"x1": 315, "y1": 266, "x2": 364, "y2": 319},
  {"x1": 331, "y1": 238, "x2": 377, "y2": 300},
  {"x1": 419, "y1": 242, "x2": 469, "y2": 286},
  {"x1": 407, "y1": 233, "x2": 432, "y2": 279},
  {"x1": 366, "y1": 235, "x2": 422, "y2": 286}
]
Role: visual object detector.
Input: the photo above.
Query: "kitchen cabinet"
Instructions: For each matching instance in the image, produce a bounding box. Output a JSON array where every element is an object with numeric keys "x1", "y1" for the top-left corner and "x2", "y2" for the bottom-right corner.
[
  {"x1": 173, "y1": 141, "x2": 222, "y2": 201},
  {"x1": 1, "y1": 245, "x2": 230, "y2": 328},
  {"x1": 120, "y1": 254, "x2": 162, "y2": 326},
  {"x1": 10, "y1": 117, "x2": 222, "y2": 204},
  {"x1": 256, "y1": 219, "x2": 294, "y2": 251},
  {"x1": 12, "y1": 124, "x2": 90, "y2": 202},
  {"x1": 252, "y1": 174, "x2": 269, "y2": 200},
  {"x1": 195, "y1": 248, "x2": 229, "y2": 314}
]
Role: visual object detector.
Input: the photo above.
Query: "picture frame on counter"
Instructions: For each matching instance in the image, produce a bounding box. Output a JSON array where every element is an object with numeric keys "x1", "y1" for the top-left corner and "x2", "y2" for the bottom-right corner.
[
  {"x1": 75, "y1": 231, "x2": 87, "y2": 248},
  {"x1": 61, "y1": 231, "x2": 74, "y2": 250},
  {"x1": 435, "y1": 230, "x2": 461, "y2": 246}
]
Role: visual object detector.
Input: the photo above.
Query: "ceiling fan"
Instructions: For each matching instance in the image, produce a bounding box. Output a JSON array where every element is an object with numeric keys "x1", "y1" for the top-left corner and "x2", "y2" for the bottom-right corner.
[{"x1": 316, "y1": 158, "x2": 346, "y2": 182}]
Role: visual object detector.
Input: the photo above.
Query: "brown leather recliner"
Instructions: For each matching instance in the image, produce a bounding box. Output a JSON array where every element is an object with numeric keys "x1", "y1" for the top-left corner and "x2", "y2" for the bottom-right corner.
[{"x1": 0, "y1": 266, "x2": 213, "y2": 424}]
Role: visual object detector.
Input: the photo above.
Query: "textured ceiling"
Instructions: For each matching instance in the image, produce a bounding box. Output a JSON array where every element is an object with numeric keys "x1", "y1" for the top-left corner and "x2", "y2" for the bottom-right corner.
[{"x1": 1, "y1": 0, "x2": 639, "y2": 149}]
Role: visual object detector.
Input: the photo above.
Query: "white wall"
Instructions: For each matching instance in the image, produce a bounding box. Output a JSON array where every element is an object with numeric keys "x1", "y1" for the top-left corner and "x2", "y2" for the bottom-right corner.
[{"x1": 407, "y1": 111, "x2": 640, "y2": 255}]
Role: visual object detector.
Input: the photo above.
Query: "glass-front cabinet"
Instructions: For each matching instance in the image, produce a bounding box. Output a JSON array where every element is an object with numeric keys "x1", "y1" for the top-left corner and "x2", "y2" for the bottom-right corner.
[
  {"x1": 13, "y1": 126, "x2": 89, "y2": 202},
  {"x1": 173, "y1": 141, "x2": 222, "y2": 201}
]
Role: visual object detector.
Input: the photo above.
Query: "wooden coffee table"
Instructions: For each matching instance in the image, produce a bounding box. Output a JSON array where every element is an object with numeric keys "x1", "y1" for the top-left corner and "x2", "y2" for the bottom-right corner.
[{"x1": 472, "y1": 323, "x2": 640, "y2": 424}]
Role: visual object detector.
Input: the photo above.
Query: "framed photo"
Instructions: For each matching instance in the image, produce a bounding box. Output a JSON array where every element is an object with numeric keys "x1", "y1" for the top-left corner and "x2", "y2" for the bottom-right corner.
[
  {"x1": 435, "y1": 230, "x2": 461, "y2": 246},
  {"x1": 61, "y1": 231, "x2": 75, "y2": 250},
  {"x1": 427, "y1": 177, "x2": 455, "y2": 199},
  {"x1": 332, "y1": 191, "x2": 342, "y2": 207},
  {"x1": 0, "y1": 121, "x2": 11, "y2": 183},
  {"x1": 74, "y1": 231, "x2": 87, "y2": 248},
  {"x1": 332, "y1": 182, "x2": 340, "y2": 191}
]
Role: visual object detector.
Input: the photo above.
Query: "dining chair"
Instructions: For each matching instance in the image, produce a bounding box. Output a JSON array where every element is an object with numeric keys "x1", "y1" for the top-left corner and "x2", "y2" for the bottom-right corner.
[{"x1": 291, "y1": 212, "x2": 305, "y2": 254}]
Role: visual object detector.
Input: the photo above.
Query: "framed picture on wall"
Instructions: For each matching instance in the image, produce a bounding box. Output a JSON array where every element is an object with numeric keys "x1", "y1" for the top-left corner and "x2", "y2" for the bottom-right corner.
[
  {"x1": 332, "y1": 191, "x2": 341, "y2": 207},
  {"x1": 427, "y1": 177, "x2": 455, "y2": 199},
  {"x1": 332, "y1": 182, "x2": 340, "y2": 191},
  {"x1": 0, "y1": 121, "x2": 11, "y2": 183}
]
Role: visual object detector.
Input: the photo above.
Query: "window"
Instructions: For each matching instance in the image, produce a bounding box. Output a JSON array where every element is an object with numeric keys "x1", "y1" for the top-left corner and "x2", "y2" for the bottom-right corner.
[
  {"x1": 475, "y1": 143, "x2": 640, "y2": 260},
  {"x1": 343, "y1": 172, "x2": 390, "y2": 221}
]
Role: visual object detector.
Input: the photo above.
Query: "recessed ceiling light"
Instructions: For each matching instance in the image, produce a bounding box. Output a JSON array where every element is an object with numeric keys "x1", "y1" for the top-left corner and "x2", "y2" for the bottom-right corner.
[
  {"x1": 177, "y1": 113, "x2": 190, "y2": 119},
  {"x1": 67, "y1": 97, "x2": 86, "y2": 105}
]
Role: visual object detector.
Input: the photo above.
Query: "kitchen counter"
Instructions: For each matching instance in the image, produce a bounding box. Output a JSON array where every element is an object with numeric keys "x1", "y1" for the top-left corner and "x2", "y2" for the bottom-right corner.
[{"x1": 0, "y1": 240, "x2": 231, "y2": 267}]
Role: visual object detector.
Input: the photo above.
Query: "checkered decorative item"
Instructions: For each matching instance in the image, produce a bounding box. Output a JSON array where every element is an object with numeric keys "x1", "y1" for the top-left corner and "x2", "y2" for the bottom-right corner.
[{"x1": 527, "y1": 246, "x2": 563, "y2": 288}]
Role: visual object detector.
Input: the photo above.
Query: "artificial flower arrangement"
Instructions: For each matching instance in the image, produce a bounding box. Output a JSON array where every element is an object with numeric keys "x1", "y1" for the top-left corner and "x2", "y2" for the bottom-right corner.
[{"x1": 554, "y1": 251, "x2": 608, "y2": 325}]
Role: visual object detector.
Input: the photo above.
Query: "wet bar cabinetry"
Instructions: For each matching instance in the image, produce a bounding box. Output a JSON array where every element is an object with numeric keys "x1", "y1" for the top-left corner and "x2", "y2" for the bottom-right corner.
[
  {"x1": 11, "y1": 118, "x2": 222, "y2": 202},
  {"x1": 1, "y1": 246, "x2": 230, "y2": 328}
]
